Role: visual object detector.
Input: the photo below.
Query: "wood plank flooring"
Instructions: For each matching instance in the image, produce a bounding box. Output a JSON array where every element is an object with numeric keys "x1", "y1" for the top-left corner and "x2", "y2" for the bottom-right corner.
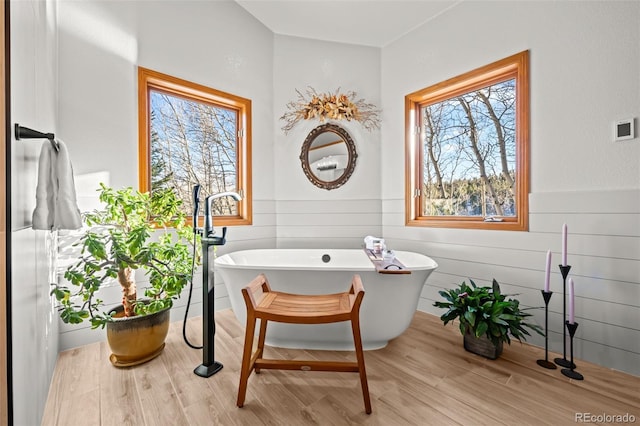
[{"x1": 42, "y1": 310, "x2": 640, "y2": 425}]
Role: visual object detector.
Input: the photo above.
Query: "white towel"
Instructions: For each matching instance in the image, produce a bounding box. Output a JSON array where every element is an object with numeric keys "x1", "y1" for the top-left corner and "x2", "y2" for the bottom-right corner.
[
  {"x1": 32, "y1": 140, "x2": 82, "y2": 230},
  {"x1": 32, "y1": 141, "x2": 56, "y2": 229}
]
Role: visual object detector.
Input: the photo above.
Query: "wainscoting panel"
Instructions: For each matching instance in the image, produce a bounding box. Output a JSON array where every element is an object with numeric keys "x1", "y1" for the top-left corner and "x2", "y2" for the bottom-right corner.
[
  {"x1": 384, "y1": 189, "x2": 640, "y2": 377},
  {"x1": 276, "y1": 199, "x2": 382, "y2": 248}
]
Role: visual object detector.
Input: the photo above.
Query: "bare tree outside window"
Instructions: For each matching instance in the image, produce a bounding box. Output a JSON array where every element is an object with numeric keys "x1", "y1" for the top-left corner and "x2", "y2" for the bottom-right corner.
[
  {"x1": 150, "y1": 91, "x2": 238, "y2": 216},
  {"x1": 421, "y1": 79, "x2": 516, "y2": 218}
]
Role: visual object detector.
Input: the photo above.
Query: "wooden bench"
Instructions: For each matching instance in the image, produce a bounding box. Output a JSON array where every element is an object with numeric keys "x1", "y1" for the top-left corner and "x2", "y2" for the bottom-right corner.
[{"x1": 236, "y1": 273, "x2": 372, "y2": 414}]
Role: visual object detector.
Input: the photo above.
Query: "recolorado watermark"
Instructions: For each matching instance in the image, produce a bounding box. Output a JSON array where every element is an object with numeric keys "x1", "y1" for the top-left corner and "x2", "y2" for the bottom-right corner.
[{"x1": 576, "y1": 413, "x2": 636, "y2": 423}]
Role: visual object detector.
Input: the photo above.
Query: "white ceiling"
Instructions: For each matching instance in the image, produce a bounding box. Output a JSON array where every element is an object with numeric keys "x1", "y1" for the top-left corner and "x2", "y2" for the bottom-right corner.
[{"x1": 235, "y1": 0, "x2": 461, "y2": 48}]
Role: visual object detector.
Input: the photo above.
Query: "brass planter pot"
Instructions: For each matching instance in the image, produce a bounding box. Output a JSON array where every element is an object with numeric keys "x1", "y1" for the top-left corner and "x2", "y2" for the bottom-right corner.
[
  {"x1": 106, "y1": 303, "x2": 171, "y2": 367},
  {"x1": 463, "y1": 330, "x2": 503, "y2": 360}
]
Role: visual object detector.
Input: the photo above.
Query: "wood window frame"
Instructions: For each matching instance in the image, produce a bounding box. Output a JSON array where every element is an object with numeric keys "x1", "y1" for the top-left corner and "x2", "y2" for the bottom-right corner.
[
  {"x1": 138, "y1": 67, "x2": 252, "y2": 226},
  {"x1": 405, "y1": 50, "x2": 530, "y2": 231}
]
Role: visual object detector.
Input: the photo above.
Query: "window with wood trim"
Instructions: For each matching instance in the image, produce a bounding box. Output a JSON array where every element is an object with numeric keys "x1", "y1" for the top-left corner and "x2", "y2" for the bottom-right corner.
[
  {"x1": 138, "y1": 67, "x2": 252, "y2": 226},
  {"x1": 405, "y1": 51, "x2": 529, "y2": 231}
]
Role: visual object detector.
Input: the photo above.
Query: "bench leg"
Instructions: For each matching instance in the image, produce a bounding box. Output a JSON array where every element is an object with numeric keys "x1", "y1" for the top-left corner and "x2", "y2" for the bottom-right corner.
[
  {"x1": 237, "y1": 313, "x2": 257, "y2": 407},
  {"x1": 351, "y1": 315, "x2": 372, "y2": 414},
  {"x1": 255, "y1": 319, "x2": 268, "y2": 374}
]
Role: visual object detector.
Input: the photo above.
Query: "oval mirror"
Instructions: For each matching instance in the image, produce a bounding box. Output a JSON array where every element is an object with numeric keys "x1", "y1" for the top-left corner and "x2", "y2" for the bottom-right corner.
[{"x1": 300, "y1": 123, "x2": 358, "y2": 190}]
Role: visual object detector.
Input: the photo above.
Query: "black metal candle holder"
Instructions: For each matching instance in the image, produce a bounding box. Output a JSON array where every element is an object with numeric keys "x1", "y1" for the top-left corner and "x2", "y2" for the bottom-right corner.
[
  {"x1": 561, "y1": 321, "x2": 584, "y2": 380},
  {"x1": 536, "y1": 290, "x2": 557, "y2": 369},
  {"x1": 554, "y1": 265, "x2": 575, "y2": 369}
]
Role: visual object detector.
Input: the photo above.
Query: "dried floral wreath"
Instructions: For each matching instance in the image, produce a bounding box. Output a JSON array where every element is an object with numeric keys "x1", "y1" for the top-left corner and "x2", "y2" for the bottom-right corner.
[{"x1": 280, "y1": 87, "x2": 381, "y2": 134}]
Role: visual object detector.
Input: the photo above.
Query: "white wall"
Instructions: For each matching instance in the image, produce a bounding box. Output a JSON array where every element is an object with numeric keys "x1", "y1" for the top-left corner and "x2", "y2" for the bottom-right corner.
[
  {"x1": 381, "y1": 1, "x2": 640, "y2": 376},
  {"x1": 9, "y1": 1, "x2": 60, "y2": 424},
  {"x1": 55, "y1": 0, "x2": 277, "y2": 349},
  {"x1": 273, "y1": 35, "x2": 383, "y2": 248}
]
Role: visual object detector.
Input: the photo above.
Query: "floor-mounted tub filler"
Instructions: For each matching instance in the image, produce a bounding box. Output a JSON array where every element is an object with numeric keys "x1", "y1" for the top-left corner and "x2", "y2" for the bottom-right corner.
[
  {"x1": 215, "y1": 248, "x2": 438, "y2": 350},
  {"x1": 192, "y1": 187, "x2": 243, "y2": 378}
]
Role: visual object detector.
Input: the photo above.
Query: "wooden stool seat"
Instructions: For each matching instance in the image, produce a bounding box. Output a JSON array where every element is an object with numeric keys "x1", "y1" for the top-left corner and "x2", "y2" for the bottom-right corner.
[
  {"x1": 253, "y1": 291, "x2": 354, "y2": 323},
  {"x1": 236, "y1": 273, "x2": 372, "y2": 414}
]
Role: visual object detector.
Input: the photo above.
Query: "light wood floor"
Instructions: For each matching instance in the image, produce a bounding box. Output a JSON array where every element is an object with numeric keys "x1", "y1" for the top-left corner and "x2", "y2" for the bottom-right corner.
[{"x1": 43, "y1": 310, "x2": 640, "y2": 425}]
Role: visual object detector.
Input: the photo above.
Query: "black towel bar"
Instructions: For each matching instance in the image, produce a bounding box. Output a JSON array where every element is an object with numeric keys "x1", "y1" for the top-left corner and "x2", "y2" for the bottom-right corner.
[{"x1": 15, "y1": 123, "x2": 59, "y2": 151}]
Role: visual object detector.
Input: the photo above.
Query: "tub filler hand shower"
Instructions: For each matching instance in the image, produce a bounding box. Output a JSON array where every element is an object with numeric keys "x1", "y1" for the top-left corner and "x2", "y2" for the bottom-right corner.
[{"x1": 193, "y1": 186, "x2": 242, "y2": 378}]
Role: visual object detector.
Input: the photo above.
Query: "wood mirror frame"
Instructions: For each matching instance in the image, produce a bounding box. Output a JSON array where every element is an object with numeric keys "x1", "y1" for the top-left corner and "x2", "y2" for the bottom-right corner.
[{"x1": 299, "y1": 123, "x2": 358, "y2": 190}]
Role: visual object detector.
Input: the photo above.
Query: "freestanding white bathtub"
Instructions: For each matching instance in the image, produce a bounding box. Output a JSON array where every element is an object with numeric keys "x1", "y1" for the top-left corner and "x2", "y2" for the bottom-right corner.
[{"x1": 215, "y1": 249, "x2": 438, "y2": 350}]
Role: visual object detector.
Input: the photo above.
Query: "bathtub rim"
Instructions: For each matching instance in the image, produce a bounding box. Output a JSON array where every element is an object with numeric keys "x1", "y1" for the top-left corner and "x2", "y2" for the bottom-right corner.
[{"x1": 214, "y1": 248, "x2": 438, "y2": 272}]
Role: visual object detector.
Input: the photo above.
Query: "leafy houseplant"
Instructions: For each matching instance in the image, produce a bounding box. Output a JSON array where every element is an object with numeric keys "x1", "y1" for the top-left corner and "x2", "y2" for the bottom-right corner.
[
  {"x1": 433, "y1": 279, "x2": 543, "y2": 358},
  {"x1": 52, "y1": 183, "x2": 198, "y2": 329}
]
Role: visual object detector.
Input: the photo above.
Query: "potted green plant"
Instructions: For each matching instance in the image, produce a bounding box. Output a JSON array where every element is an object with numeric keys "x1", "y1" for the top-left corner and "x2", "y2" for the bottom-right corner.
[
  {"x1": 51, "y1": 183, "x2": 198, "y2": 366},
  {"x1": 433, "y1": 279, "x2": 543, "y2": 359}
]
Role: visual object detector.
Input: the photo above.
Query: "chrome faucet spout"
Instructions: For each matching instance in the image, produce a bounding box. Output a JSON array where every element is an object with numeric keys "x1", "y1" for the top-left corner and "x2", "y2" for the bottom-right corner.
[
  {"x1": 204, "y1": 191, "x2": 242, "y2": 237},
  {"x1": 207, "y1": 191, "x2": 242, "y2": 202}
]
